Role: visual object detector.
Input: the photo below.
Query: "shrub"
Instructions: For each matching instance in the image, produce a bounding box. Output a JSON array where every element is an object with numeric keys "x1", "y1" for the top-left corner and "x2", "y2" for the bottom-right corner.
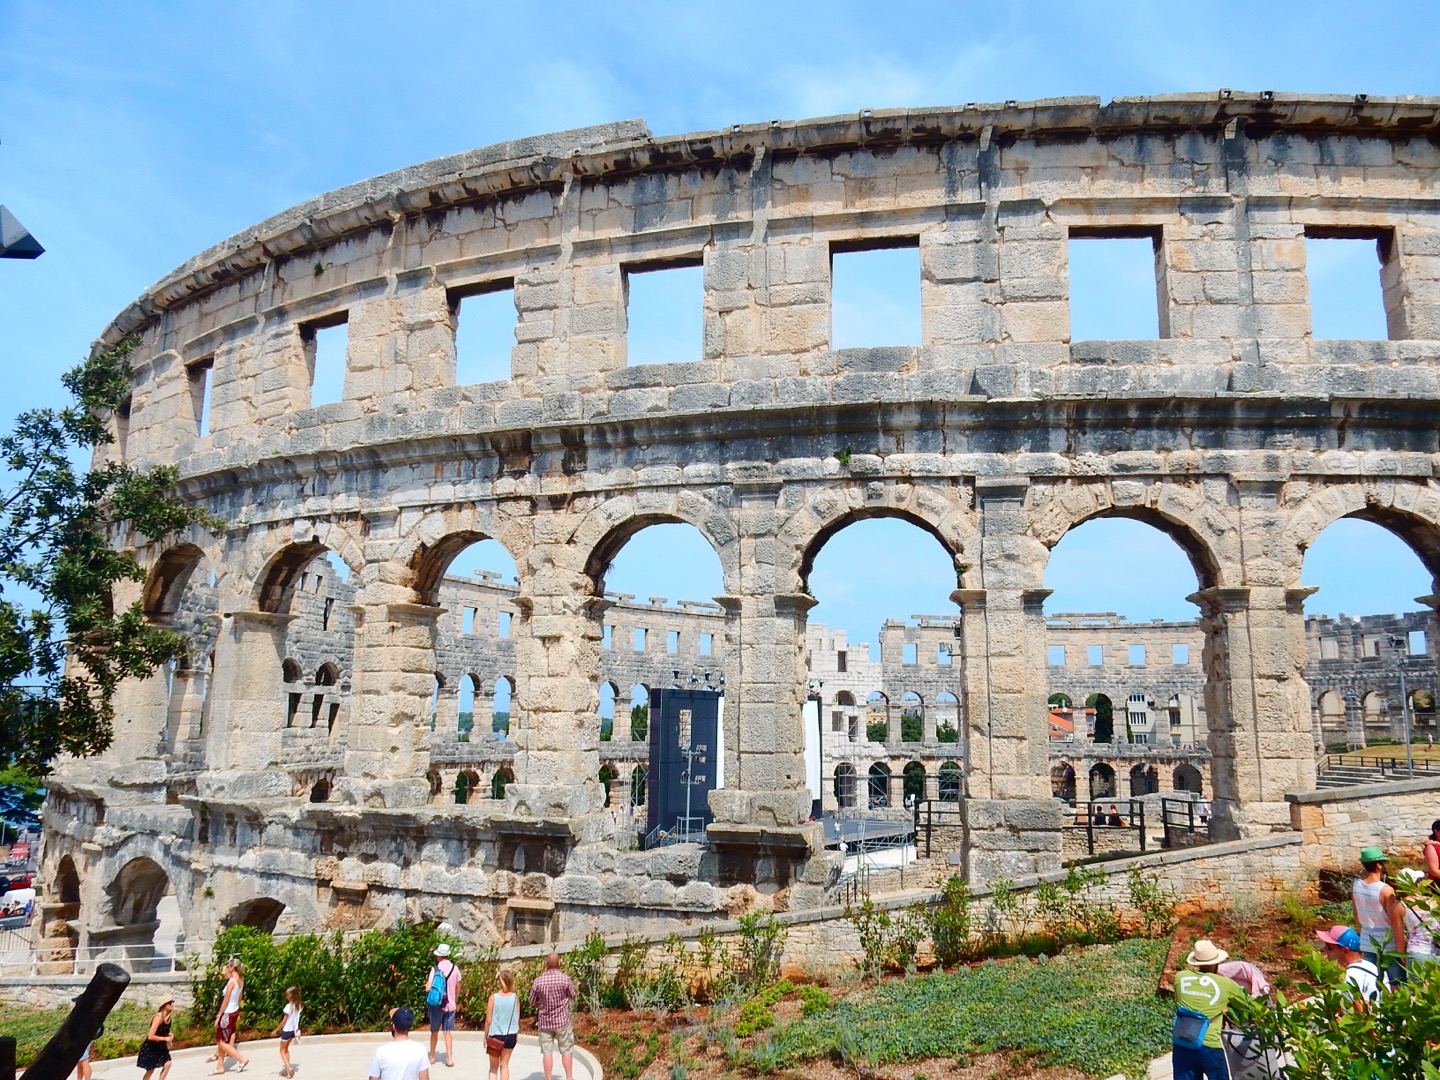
[
  {"x1": 564, "y1": 931, "x2": 610, "y2": 1015},
  {"x1": 798, "y1": 984, "x2": 833, "y2": 1016},
  {"x1": 734, "y1": 998, "x2": 776, "y2": 1037},
  {"x1": 1125, "y1": 868, "x2": 1178, "y2": 938},
  {"x1": 733, "y1": 912, "x2": 786, "y2": 993},
  {"x1": 926, "y1": 875, "x2": 975, "y2": 968}
]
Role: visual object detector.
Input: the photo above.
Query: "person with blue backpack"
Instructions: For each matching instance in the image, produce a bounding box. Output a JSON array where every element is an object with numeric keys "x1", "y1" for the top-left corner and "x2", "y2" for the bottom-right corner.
[
  {"x1": 424, "y1": 944, "x2": 460, "y2": 1068},
  {"x1": 1172, "y1": 939, "x2": 1245, "y2": 1080}
]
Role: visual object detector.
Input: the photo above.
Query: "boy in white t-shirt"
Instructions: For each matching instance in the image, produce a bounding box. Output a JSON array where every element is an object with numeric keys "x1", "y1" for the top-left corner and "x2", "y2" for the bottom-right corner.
[{"x1": 368, "y1": 1007, "x2": 431, "y2": 1080}]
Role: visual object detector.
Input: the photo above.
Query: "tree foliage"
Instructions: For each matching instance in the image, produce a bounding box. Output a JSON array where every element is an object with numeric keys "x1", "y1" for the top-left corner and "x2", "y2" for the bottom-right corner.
[{"x1": 0, "y1": 337, "x2": 220, "y2": 769}]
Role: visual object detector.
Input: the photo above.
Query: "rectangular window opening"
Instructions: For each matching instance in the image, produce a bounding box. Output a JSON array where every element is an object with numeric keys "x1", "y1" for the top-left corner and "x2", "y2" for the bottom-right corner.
[
  {"x1": 602, "y1": 625, "x2": 613, "y2": 650},
  {"x1": 625, "y1": 259, "x2": 703, "y2": 366},
  {"x1": 836, "y1": 650, "x2": 848, "y2": 673},
  {"x1": 499, "y1": 611, "x2": 512, "y2": 638},
  {"x1": 1409, "y1": 629, "x2": 1427, "y2": 655},
  {"x1": 699, "y1": 633, "x2": 713, "y2": 657},
  {"x1": 1172, "y1": 643, "x2": 1190, "y2": 665},
  {"x1": 830, "y1": 239, "x2": 921, "y2": 349},
  {"x1": 115, "y1": 396, "x2": 132, "y2": 462},
  {"x1": 667, "y1": 630, "x2": 680, "y2": 654},
  {"x1": 322, "y1": 596, "x2": 334, "y2": 631},
  {"x1": 902, "y1": 642, "x2": 918, "y2": 665},
  {"x1": 187, "y1": 357, "x2": 214, "y2": 436},
  {"x1": 1067, "y1": 228, "x2": 1162, "y2": 341},
  {"x1": 302, "y1": 314, "x2": 349, "y2": 407},
  {"x1": 462, "y1": 607, "x2": 476, "y2": 635},
  {"x1": 634, "y1": 627, "x2": 647, "y2": 652},
  {"x1": 1128, "y1": 644, "x2": 1147, "y2": 666},
  {"x1": 1304, "y1": 229, "x2": 1392, "y2": 340},
  {"x1": 1087, "y1": 644, "x2": 1104, "y2": 666},
  {"x1": 450, "y1": 281, "x2": 516, "y2": 384},
  {"x1": 938, "y1": 643, "x2": 953, "y2": 666},
  {"x1": 1047, "y1": 645, "x2": 1066, "y2": 667}
]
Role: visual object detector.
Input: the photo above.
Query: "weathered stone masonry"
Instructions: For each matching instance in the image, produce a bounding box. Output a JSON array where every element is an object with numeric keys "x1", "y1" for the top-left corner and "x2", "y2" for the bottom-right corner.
[{"x1": 38, "y1": 94, "x2": 1440, "y2": 959}]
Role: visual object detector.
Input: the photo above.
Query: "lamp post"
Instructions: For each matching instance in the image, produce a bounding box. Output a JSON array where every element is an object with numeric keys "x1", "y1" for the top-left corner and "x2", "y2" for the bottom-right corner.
[{"x1": 1388, "y1": 635, "x2": 1415, "y2": 777}]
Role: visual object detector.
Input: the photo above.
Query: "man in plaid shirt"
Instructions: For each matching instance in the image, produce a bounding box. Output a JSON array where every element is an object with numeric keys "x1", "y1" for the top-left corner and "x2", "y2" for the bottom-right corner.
[{"x1": 528, "y1": 952, "x2": 577, "y2": 1080}]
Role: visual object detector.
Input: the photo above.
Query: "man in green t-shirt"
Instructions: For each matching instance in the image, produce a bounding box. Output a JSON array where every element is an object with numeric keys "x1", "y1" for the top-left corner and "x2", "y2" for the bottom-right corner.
[{"x1": 1172, "y1": 939, "x2": 1246, "y2": 1080}]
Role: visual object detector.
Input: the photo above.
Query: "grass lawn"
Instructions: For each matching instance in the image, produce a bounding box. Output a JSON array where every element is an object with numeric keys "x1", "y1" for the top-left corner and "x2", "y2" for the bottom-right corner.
[
  {"x1": 761, "y1": 938, "x2": 1172, "y2": 1079},
  {"x1": 0, "y1": 1001, "x2": 209, "y2": 1066}
]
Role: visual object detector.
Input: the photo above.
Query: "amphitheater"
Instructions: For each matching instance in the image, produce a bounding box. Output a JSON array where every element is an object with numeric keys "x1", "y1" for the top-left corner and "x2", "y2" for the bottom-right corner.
[{"x1": 34, "y1": 92, "x2": 1440, "y2": 964}]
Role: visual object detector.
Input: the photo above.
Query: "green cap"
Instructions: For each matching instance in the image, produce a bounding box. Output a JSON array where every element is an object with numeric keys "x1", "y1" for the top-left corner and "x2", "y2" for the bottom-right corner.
[{"x1": 1359, "y1": 845, "x2": 1387, "y2": 863}]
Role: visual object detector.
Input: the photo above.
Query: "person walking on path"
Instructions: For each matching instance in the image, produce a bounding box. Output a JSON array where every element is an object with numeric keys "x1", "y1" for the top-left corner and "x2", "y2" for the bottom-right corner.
[
  {"x1": 1352, "y1": 846, "x2": 1407, "y2": 985},
  {"x1": 1397, "y1": 868, "x2": 1438, "y2": 971},
  {"x1": 528, "y1": 952, "x2": 578, "y2": 1080},
  {"x1": 273, "y1": 986, "x2": 303, "y2": 1078},
  {"x1": 368, "y1": 1007, "x2": 430, "y2": 1080},
  {"x1": 212, "y1": 958, "x2": 250, "y2": 1074},
  {"x1": 484, "y1": 969, "x2": 520, "y2": 1080},
  {"x1": 1423, "y1": 819, "x2": 1440, "y2": 884},
  {"x1": 1171, "y1": 939, "x2": 1245, "y2": 1080},
  {"x1": 1316, "y1": 925, "x2": 1387, "y2": 1008},
  {"x1": 136, "y1": 998, "x2": 175, "y2": 1080},
  {"x1": 425, "y1": 943, "x2": 460, "y2": 1068}
]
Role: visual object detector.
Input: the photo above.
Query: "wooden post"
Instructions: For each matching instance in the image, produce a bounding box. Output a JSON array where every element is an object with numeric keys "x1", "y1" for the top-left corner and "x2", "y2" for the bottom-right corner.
[{"x1": 20, "y1": 963, "x2": 130, "y2": 1080}]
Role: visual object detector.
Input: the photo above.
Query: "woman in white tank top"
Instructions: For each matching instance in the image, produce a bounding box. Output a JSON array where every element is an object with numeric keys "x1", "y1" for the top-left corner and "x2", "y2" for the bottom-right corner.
[{"x1": 1352, "y1": 846, "x2": 1406, "y2": 984}]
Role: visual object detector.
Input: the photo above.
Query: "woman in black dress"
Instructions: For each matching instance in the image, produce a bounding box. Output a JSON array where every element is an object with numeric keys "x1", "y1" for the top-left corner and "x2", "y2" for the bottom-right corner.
[{"x1": 137, "y1": 999, "x2": 175, "y2": 1080}]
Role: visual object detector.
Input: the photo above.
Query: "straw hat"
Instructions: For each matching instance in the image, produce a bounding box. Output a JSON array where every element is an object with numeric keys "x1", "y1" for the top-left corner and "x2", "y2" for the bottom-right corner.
[{"x1": 1185, "y1": 939, "x2": 1229, "y2": 966}]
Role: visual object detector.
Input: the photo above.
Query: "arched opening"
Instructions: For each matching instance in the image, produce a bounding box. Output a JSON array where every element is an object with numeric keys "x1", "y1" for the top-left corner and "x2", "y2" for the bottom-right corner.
[
  {"x1": 833, "y1": 763, "x2": 858, "y2": 809},
  {"x1": 429, "y1": 672, "x2": 445, "y2": 731},
  {"x1": 1086, "y1": 694, "x2": 1115, "y2": 744},
  {"x1": 598, "y1": 764, "x2": 616, "y2": 807},
  {"x1": 104, "y1": 856, "x2": 177, "y2": 969},
  {"x1": 835, "y1": 690, "x2": 856, "y2": 706},
  {"x1": 867, "y1": 762, "x2": 891, "y2": 808},
  {"x1": 628, "y1": 684, "x2": 650, "y2": 742},
  {"x1": 282, "y1": 658, "x2": 303, "y2": 683},
  {"x1": 631, "y1": 765, "x2": 648, "y2": 807},
  {"x1": 902, "y1": 761, "x2": 925, "y2": 807},
  {"x1": 493, "y1": 676, "x2": 515, "y2": 737},
  {"x1": 865, "y1": 692, "x2": 889, "y2": 743},
  {"x1": 1088, "y1": 763, "x2": 1116, "y2": 800},
  {"x1": 1049, "y1": 693, "x2": 1073, "y2": 709},
  {"x1": 454, "y1": 769, "x2": 479, "y2": 804},
  {"x1": 457, "y1": 674, "x2": 480, "y2": 740},
  {"x1": 55, "y1": 856, "x2": 81, "y2": 906},
  {"x1": 491, "y1": 765, "x2": 515, "y2": 801},
  {"x1": 937, "y1": 760, "x2": 963, "y2": 802},
  {"x1": 1051, "y1": 762, "x2": 1076, "y2": 802},
  {"x1": 899, "y1": 692, "x2": 923, "y2": 743},
  {"x1": 309, "y1": 778, "x2": 331, "y2": 803},
  {"x1": 1173, "y1": 763, "x2": 1203, "y2": 794},
  {"x1": 312, "y1": 662, "x2": 340, "y2": 731},
  {"x1": 1302, "y1": 514, "x2": 1439, "y2": 754},
  {"x1": 599, "y1": 682, "x2": 618, "y2": 742},
  {"x1": 935, "y1": 691, "x2": 960, "y2": 744},
  {"x1": 222, "y1": 898, "x2": 285, "y2": 934},
  {"x1": 1129, "y1": 763, "x2": 1159, "y2": 797},
  {"x1": 143, "y1": 544, "x2": 219, "y2": 750},
  {"x1": 426, "y1": 768, "x2": 443, "y2": 801}
]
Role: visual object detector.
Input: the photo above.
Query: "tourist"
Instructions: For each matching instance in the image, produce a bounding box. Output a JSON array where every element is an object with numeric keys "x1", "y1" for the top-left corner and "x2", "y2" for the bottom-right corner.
[
  {"x1": 1315, "y1": 924, "x2": 1387, "y2": 1008},
  {"x1": 212, "y1": 957, "x2": 250, "y2": 1074},
  {"x1": 368, "y1": 1007, "x2": 430, "y2": 1080},
  {"x1": 1105, "y1": 804, "x2": 1124, "y2": 827},
  {"x1": 1397, "y1": 868, "x2": 1438, "y2": 970},
  {"x1": 1171, "y1": 939, "x2": 1245, "y2": 1080},
  {"x1": 136, "y1": 998, "x2": 175, "y2": 1080},
  {"x1": 1423, "y1": 819, "x2": 1440, "y2": 883},
  {"x1": 484, "y1": 969, "x2": 520, "y2": 1080},
  {"x1": 528, "y1": 952, "x2": 578, "y2": 1080},
  {"x1": 425, "y1": 943, "x2": 460, "y2": 1067},
  {"x1": 273, "y1": 985, "x2": 302, "y2": 1078},
  {"x1": 1352, "y1": 846, "x2": 1407, "y2": 985}
]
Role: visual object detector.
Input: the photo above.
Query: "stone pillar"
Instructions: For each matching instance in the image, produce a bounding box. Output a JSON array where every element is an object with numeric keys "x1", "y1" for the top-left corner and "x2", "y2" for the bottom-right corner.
[
  {"x1": 1192, "y1": 585, "x2": 1318, "y2": 839},
  {"x1": 207, "y1": 610, "x2": 291, "y2": 778},
  {"x1": 111, "y1": 667, "x2": 169, "y2": 762},
  {"x1": 1345, "y1": 693, "x2": 1367, "y2": 750},
  {"x1": 341, "y1": 602, "x2": 440, "y2": 805},
  {"x1": 949, "y1": 477, "x2": 1062, "y2": 883}
]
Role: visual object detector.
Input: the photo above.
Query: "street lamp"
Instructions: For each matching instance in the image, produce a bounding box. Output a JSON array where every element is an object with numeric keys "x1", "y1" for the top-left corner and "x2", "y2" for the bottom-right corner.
[{"x1": 1388, "y1": 635, "x2": 1415, "y2": 777}]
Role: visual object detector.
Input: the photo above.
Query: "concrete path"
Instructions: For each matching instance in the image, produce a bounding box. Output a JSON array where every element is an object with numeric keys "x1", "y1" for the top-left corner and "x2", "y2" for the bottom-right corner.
[{"x1": 89, "y1": 1031, "x2": 602, "y2": 1080}]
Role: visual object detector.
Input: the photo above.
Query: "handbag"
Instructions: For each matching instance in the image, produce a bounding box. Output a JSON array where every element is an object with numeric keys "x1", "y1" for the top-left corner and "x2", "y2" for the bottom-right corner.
[
  {"x1": 485, "y1": 1034, "x2": 505, "y2": 1054},
  {"x1": 1172, "y1": 1005, "x2": 1210, "y2": 1049}
]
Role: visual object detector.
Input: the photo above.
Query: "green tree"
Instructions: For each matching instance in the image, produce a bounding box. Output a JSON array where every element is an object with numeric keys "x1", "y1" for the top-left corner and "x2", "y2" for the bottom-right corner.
[
  {"x1": 900, "y1": 710, "x2": 923, "y2": 742},
  {"x1": 866, "y1": 719, "x2": 890, "y2": 743},
  {"x1": 630, "y1": 703, "x2": 648, "y2": 742},
  {"x1": 1086, "y1": 694, "x2": 1114, "y2": 743},
  {"x1": 1, "y1": 338, "x2": 219, "y2": 769},
  {"x1": 935, "y1": 720, "x2": 959, "y2": 744}
]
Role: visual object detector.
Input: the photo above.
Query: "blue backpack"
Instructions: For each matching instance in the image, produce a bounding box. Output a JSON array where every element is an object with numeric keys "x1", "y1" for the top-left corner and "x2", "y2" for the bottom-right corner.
[{"x1": 426, "y1": 964, "x2": 448, "y2": 1008}]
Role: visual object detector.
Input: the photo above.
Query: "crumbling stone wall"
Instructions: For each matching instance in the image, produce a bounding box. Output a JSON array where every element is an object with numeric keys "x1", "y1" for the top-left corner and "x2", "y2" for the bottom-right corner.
[{"x1": 42, "y1": 95, "x2": 1440, "y2": 954}]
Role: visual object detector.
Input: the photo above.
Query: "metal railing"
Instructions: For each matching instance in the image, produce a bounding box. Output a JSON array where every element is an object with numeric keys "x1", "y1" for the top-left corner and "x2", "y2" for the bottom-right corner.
[
  {"x1": 1064, "y1": 799, "x2": 1148, "y2": 857},
  {"x1": 1160, "y1": 797, "x2": 1209, "y2": 849},
  {"x1": 641, "y1": 816, "x2": 707, "y2": 850},
  {"x1": 1318, "y1": 753, "x2": 1440, "y2": 778}
]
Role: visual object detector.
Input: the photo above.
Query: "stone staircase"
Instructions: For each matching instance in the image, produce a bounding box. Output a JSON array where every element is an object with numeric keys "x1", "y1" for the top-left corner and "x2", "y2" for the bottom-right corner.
[{"x1": 1315, "y1": 763, "x2": 1393, "y2": 788}]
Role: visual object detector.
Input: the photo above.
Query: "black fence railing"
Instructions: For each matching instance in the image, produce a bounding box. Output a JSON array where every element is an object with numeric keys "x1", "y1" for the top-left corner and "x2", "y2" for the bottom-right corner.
[{"x1": 1064, "y1": 799, "x2": 1148, "y2": 856}]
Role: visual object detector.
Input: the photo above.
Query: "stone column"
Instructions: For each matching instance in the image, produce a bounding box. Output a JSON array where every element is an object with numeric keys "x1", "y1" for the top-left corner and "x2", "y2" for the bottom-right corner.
[
  {"x1": 1192, "y1": 584, "x2": 1318, "y2": 839},
  {"x1": 341, "y1": 602, "x2": 440, "y2": 805},
  {"x1": 1345, "y1": 693, "x2": 1367, "y2": 750},
  {"x1": 206, "y1": 610, "x2": 291, "y2": 781},
  {"x1": 949, "y1": 477, "x2": 1062, "y2": 883}
]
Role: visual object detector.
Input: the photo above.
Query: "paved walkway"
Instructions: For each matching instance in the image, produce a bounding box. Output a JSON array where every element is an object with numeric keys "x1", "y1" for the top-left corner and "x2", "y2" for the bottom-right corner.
[{"x1": 89, "y1": 1031, "x2": 602, "y2": 1080}]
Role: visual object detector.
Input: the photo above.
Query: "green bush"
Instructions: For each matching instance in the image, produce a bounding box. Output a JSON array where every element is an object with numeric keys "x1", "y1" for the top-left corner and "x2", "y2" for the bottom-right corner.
[
  {"x1": 734, "y1": 998, "x2": 775, "y2": 1037},
  {"x1": 926, "y1": 875, "x2": 975, "y2": 968},
  {"x1": 798, "y1": 984, "x2": 832, "y2": 1016}
]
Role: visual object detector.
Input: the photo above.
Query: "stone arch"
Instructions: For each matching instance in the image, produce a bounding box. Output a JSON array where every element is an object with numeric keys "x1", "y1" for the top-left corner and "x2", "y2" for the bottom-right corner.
[
  {"x1": 1287, "y1": 484, "x2": 1440, "y2": 590},
  {"x1": 630, "y1": 765, "x2": 647, "y2": 807},
  {"x1": 598, "y1": 763, "x2": 616, "y2": 807},
  {"x1": 426, "y1": 768, "x2": 443, "y2": 800},
  {"x1": 106, "y1": 856, "x2": 168, "y2": 929},
  {"x1": 252, "y1": 531, "x2": 363, "y2": 614},
  {"x1": 491, "y1": 765, "x2": 515, "y2": 800},
  {"x1": 1173, "y1": 763, "x2": 1203, "y2": 793},
  {"x1": 833, "y1": 763, "x2": 858, "y2": 808},
  {"x1": 793, "y1": 502, "x2": 969, "y2": 594},
  {"x1": 1051, "y1": 761, "x2": 1076, "y2": 801},
  {"x1": 1129, "y1": 763, "x2": 1159, "y2": 797},
  {"x1": 404, "y1": 520, "x2": 525, "y2": 607},
  {"x1": 867, "y1": 762, "x2": 891, "y2": 807},
  {"x1": 55, "y1": 855, "x2": 81, "y2": 906},
  {"x1": 282, "y1": 658, "x2": 303, "y2": 683},
  {"x1": 1031, "y1": 485, "x2": 1231, "y2": 591},
  {"x1": 221, "y1": 897, "x2": 286, "y2": 934},
  {"x1": 1088, "y1": 762, "x2": 1117, "y2": 800},
  {"x1": 142, "y1": 542, "x2": 215, "y2": 618},
  {"x1": 902, "y1": 760, "x2": 926, "y2": 805},
  {"x1": 835, "y1": 690, "x2": 856, "y2": 707},
  {"x1": 938, "y1": 760, "x2": 963, "y2": 801},
  {"x1": 309, "y1": 777, "x2": 331, "y2": 802},
  {"x1": 455, "y1": 768, "x2": 480, "y2": 804},
  {"x1": 574, "y1": 494, "x2": 741, "y2": 598},
  {"x1": 1317, "y1": 690, "x2": 1346, "y2": 737},
  {"x1": 1363, "y1": 690, "x2": 1389, "y2": 727}
]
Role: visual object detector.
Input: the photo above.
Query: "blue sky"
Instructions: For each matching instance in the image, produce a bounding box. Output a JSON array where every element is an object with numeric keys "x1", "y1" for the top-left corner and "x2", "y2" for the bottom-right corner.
[{"x1": 3, "y1": 1, "x2": 1438, "y2": 647}]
